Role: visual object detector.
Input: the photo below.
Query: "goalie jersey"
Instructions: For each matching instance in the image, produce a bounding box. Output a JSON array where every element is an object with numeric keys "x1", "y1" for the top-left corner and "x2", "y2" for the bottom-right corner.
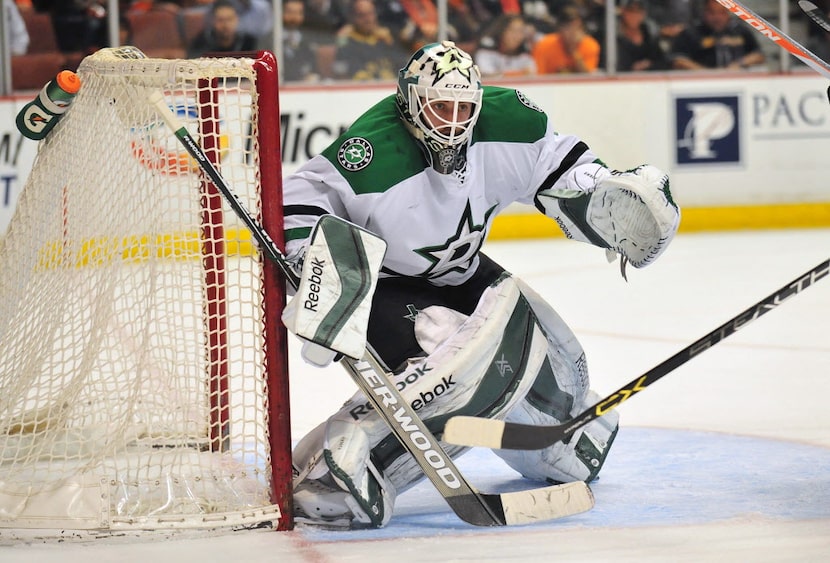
[{"x1": 282, "y1": 86, "x2": 605, "y2": 286}]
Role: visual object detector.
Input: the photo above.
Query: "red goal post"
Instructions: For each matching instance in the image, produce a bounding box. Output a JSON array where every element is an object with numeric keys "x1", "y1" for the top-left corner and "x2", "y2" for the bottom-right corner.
[{"x1": 0, "y1": 48, "x2": 292, "y2": 534}]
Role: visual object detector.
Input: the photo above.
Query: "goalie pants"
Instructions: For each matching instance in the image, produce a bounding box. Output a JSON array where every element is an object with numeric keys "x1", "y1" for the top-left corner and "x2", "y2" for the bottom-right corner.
[{"x1": 367, "y1": 253, "x2": 505, "y2": 373}]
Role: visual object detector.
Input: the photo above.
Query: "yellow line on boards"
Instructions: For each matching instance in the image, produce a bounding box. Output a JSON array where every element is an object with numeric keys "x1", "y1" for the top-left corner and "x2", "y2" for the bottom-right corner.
[
  {"x1": 32, "y1": 202, "x2": 830, "y2": 268},
  {"x1": 486, "y1": 202, "x2": 830, "y2": 240}
]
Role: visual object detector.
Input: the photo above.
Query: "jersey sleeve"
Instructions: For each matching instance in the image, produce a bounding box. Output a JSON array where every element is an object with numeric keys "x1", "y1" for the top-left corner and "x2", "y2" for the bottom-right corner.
[
  {"x1": 507, "y1": 105, "x2": 622, "y2": 251},
  {"x1": 282, "y1": 155, "x2": 354, "y2": 262},
  {"x1": 282, "y1": 95, "x2": 413, "y2": 264},
  {"x1": 477, "y1": 87, "x2": 613, "y2": 248}
]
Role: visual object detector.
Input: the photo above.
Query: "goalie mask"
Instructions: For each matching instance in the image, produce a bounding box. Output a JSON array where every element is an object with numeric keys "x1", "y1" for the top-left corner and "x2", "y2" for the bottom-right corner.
[{"x1": 396, "y1": 41, "x2": 483, "y2": 174}]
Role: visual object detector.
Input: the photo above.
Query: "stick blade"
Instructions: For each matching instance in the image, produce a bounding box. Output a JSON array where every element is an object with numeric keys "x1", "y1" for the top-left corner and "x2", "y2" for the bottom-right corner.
[
  {"x1": 445, "y1": 481, "x2": 594, "y2": 527},
  {"x1": 443, "y1": 416, "x2": 506, "y2": 448},
  {"x1": 500, "y1": 481, "x2": 595, "y2": 525}
]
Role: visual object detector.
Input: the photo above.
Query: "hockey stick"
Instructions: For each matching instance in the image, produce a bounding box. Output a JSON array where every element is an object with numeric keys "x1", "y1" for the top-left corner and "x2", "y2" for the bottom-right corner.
[
  {"x1": 799, "y1": 0, "x2": 830, "y2": 33},
  {"x1": 444, "y1": 259, "x2": 829, "y2": 450},
  {"x1": 148, "y1": 91, "x2": 594, "y2": 526},
  {"x1": 714, "y1": 0, "x2": 830, "y2": 79}
]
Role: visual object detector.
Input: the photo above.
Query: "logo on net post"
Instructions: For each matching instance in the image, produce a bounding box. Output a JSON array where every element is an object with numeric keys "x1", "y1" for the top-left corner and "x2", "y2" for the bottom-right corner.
[{"x1": 675, "y1": 95, "x2": 741, "y2": 165}]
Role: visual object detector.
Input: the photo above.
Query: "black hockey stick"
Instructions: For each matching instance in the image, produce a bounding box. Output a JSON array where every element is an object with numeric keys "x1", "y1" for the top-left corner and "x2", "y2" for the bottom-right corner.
[
  {"x1": 444, "y1": 260, "x2": 829, "y2": 450},
  {"x1": 800, "y1": 0, "x2": 830, "y2": 33},
  {"x1": 148, "y1": 91, "x2": 594, "y2": 526},
  {"x1": 715, "y1": 0, "x2": 830, "y2": 78},
  {"x1": 798, "y1": 0, "x2": 830, "y2": 103}
]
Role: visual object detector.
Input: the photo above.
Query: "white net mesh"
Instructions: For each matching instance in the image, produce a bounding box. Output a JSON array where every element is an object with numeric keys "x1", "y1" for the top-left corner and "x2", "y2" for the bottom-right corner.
[{"x1": 0, "y1": 48, "x2": 285, "y2": 532}]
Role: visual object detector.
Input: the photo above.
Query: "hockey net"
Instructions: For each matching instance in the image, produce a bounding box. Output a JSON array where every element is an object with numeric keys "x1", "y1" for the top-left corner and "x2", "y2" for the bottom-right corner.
[{"x1": 0, "y1": 48, "x2": 291, "y2": 534}]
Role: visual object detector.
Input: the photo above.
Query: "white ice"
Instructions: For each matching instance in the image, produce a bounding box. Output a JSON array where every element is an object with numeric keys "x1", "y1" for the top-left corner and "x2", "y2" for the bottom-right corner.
[{"x1": 3, "y1": 228, "x2": 829, "y2": 562}]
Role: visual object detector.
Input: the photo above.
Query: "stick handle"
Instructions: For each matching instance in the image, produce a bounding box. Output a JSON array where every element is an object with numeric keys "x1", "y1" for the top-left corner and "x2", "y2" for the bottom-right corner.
[
  {"x1": 148, "y1": 91, "x2": 301, "y2": 288},
  {"x1": 719, "y1": 0, "x2": 830, "y2": 79}
]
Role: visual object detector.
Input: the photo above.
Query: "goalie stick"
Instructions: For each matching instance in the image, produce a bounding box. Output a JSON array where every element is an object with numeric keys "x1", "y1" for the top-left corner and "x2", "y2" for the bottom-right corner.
[
  {"x1": 713, "y1": 0, "x2": 830, "y2": 78},
  {"x1": 798, "y1": 0, "x2": 830, "y2": 104},
  {"x1": 148, "y1": 91, "x2": 594, "y2": 527},
  {"x1": 443, "y1": 259, "x2": 829, "y2": 450},
  {"x1": 800, "y1": 0, "x2": 830, "y2": 34}
]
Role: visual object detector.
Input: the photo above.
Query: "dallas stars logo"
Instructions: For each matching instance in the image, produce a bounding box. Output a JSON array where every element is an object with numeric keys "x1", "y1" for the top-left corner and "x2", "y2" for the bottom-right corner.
[
  {"x1": 431, "y1": 46, "x2": 474, "y2": 84},
  {"x1": 516, "y1": 90, "x2": 543, "y2": 113},
  {"x1": 337, "y1": 137, "x2": 373, "y2": 171},
  {"x1": 415, "y1": 201, "x2": 497, "y2": 279},
  {"x1": 404, "y1": 304, "x2": 420, "y2": 323}
]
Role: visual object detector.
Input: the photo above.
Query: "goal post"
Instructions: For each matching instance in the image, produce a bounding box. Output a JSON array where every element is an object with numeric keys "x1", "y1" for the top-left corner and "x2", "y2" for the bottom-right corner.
[{"x1": 0, "y1": 48, "x2": 292, "y2": 533}]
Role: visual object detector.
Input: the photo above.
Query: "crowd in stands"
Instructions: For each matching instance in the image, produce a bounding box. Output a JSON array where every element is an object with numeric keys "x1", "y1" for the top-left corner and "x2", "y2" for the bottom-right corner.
[{"x1": 6, "y1": 0, "x2": 830, "y2": 88}]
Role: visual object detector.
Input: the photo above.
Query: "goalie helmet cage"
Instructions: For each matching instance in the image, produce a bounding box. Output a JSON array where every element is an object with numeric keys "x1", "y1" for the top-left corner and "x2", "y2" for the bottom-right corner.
[{"x1": 0, "y1": 49, "x2": 293, "y2": 534}]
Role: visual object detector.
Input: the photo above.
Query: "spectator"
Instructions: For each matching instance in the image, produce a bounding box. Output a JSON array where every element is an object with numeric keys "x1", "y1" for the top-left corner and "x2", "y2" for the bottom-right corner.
[
  {"x1": 383, "y1": 0, "x2": 494, "y2": 54},
  {"x1": 191, "y1": 0, "x2": 271, "y2": 49},
  {"x1": 520, "y1": 0, "x2": 557, "y2": 34},
  {"x1": 124, "y1": 1, "x2": 180, "y2": 13},
  {"x1": 31, "y1": 0, "x2": 108, "y2": 53},
  {"x1": 548, "y1": 0, "x2": 605, "y2": 40},
  {"x1": 647, "y1": 0, "x2": 696, "y2": 51},
  {"x1": 616, "y1": 0, "x2": 669, "y2": 72},
  {"x1": 304, "y1": 0, "x2": 348, "y2": 37},
  {"x1": 447, "y1": 0, "x2": 494, "y2": 52},
  {"x1": 4, "y1": 0, "x2": 30, "y2": 55},
  {"x1": 670, "y1": 0, "x2": 766, "y2": 70},
  {"x1": 475, "y1": 13, "x2": 537, "y2": 77},
  {"x1": 397, "y1": 0, "x2": 444, "y2": 52},
  {"x1": 332, "y1": 0, "x2": 408, "y2": 81},
  {"x1": 532, "y1": 5, "x2": 600, "y2": 74},
  {"x1": 228, "y1": 0, "x2": 272, "y2": 42},
  {"x1": 281, "y1": 0, "x2": 320, "y2": 82},
  {"x1": 187, "y1": 0, "x2": 257, "y2": 58}
]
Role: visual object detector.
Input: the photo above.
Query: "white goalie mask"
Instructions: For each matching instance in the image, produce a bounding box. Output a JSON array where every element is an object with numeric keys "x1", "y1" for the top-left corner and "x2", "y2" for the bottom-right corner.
[{"x1": 396, "y1": 41, "x2": 483, "y2": 174}]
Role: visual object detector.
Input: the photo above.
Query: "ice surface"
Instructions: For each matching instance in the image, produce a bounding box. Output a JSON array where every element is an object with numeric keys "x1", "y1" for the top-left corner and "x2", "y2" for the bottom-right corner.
[{"x1": 3, "y1": 228, "x2": 829, "y2": 561}]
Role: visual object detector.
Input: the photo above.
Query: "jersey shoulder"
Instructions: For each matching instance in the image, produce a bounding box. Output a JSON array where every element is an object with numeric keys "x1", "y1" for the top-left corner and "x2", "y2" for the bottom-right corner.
[
  {"x1": 472, "y1": 86, "x2": 549, "y2": 145},
  {"x1": 320, "y1": 95, "x2": 425, "y2": 195}
]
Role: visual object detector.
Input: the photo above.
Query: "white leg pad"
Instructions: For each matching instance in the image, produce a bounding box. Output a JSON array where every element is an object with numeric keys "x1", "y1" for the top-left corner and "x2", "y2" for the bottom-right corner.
[{"x1": 494, "y1": 390, "x2": 619, "y2": 483}]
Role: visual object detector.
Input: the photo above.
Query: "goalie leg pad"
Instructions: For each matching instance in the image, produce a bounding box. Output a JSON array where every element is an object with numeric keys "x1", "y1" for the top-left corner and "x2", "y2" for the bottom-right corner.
[
  {"x1": 292, "y1": 275, "x2": 553, "y2": 507},
  {"x1": 293, "y1": 419, "x2": 397, "y2": 528},
  {"x1": 493, "y1": 279, "x2": 618, "y2": 483},
  {"x1": 515, "y1": 278, "x2": 591, "y2": 404},
  {"x1": 377, "y1": 275, "x2": 551, "y2": 490},
  {"x1": 495, "y1": 390, "x2": 619, "y2": 484}
]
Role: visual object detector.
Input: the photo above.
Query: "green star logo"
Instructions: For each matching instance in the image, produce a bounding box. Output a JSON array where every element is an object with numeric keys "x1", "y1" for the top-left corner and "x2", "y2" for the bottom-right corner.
[
  {"x1": 337, "y1": 137, "x2": 373, "y2": 171},
  {"x1": 415, "y1": 202, "x2": 497, "y2": 280},
  {"x1": 433, "y1": 47, "x2": 473, "y2": 82}
]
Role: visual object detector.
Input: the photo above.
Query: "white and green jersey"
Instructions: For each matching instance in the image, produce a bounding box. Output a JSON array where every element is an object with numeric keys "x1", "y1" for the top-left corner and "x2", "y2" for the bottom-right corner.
[{"x1": 283, "y1": 86, "x2": 606, "y2": 286}]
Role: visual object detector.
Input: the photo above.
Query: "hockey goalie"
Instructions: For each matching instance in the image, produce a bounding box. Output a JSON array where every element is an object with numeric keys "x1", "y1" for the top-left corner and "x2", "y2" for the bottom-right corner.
[{"x1": 282, "y1": 41, "x2": 680, "y2": 528}]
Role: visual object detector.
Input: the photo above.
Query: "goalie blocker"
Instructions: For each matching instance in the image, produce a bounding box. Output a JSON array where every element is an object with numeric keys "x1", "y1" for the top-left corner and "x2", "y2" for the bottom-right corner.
[{"x1": 283, "y1": 215, "x2": 387, "y2": 366}]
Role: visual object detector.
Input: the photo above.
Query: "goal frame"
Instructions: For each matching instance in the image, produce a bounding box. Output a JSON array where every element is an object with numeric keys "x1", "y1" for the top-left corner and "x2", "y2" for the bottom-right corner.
[
  {"x1": 0, "y1": 49, "x2": 293, "y2": 535},
  {"x1": 249, "y1": 52, "x2": 294, "y2": 532}
]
